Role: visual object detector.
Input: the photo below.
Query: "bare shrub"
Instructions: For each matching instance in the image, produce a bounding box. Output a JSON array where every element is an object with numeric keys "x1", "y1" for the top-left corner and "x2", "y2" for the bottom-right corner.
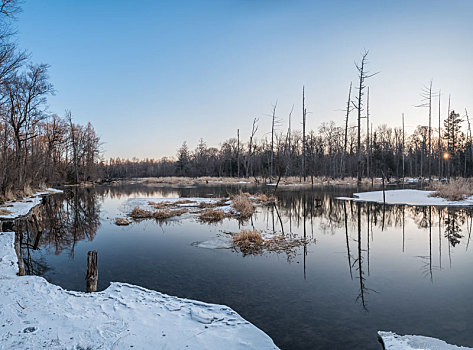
[
  {"x1": 199, "y1": 208, "x2": 226, "y2": 222},
  {"x1": 428, "y1": 179, "x2": 473, "y2": 201},
  {"x1": 231, "y1": 194, "x2": 254, "y2": 218},
  {"x1": 115, "y1": 218, "x2": 131, "y2": 226}
]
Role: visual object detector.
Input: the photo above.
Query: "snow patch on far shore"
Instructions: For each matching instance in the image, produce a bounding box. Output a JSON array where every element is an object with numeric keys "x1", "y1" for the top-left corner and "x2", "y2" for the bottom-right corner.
[
  {"x1": 337, "y1": 189, "x2": 473, "y2": 207},
  {"x1": 378, "y1": 331, "x2": 472, "y2": 349},
  {"x1": 0, "y1": 231, "x2": 278, "y2": 349},
  {"x1": 0, "y1": 188, "x2": 63, "y2": 219}
]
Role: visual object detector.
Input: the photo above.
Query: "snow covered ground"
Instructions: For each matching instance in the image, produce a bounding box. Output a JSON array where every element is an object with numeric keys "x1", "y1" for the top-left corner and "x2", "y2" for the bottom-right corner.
[
  {"x1": 0, "y1": 188, "x2": 63, "y2": 219},
  {"x1": 338, "y1": 189, "x2": 473, "y2": 207},
  {"x1": 378, "y1": 331, "x2": 472, "y2": 350},
  {"x1": 0, "y1": 231, "x2": 279, "y2": 349}
]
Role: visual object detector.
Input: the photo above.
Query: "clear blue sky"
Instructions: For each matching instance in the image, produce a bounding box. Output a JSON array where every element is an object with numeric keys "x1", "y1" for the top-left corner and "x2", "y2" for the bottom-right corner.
[{"x1": 16, "y1": 0, "x2": 473, "y2": 159}]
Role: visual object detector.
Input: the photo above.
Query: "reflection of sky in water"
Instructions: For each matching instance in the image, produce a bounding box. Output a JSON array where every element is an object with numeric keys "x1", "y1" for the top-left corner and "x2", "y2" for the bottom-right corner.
[{"x1": 22, "y1": 184, "x2": 473, "y2": 350}]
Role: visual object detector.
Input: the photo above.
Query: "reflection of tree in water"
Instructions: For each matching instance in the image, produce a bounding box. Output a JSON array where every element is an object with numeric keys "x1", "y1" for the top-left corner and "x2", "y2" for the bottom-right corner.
[
  {"x1": 444, "y1": 209, "x2": 464, "y2": 247},
  {"x1": 16, "y1": 188, "x2": 101, "y2": 275}
]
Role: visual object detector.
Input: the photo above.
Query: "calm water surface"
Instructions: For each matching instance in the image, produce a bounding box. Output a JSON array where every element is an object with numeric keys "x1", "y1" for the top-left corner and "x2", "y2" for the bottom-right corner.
[{"x1": 13, "y1": 183, "x2": 473, "y2": 349}]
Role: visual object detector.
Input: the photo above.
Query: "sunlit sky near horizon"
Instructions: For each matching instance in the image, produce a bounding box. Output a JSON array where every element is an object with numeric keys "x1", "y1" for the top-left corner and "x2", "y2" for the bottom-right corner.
[{"x1": 16, "y1": 0, "x2": 473, "y2": 160}]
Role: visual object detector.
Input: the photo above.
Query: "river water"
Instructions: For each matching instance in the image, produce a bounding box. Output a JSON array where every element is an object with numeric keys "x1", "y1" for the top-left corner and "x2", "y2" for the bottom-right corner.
[{"x1": 13, "y1": 183, "x2": 473, "y2": 349}]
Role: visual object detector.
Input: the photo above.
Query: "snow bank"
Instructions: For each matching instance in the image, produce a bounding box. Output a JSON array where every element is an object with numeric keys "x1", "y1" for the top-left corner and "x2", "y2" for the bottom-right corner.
[
  {"x1": 338, "y1": 189, "x2": 473, "y2": 207},
  {"x1": 0, "y1": 189, "x2": 63, "y2": 219},
  {"x1": 378, "y1": 331, "x2": 471, "y2": 350},
  {"x1": 0, "y1": 232, "x2": 278, "y2": 349}
]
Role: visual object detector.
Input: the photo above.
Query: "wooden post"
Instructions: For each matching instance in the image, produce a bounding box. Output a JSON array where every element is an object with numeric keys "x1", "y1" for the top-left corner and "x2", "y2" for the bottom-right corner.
[{"x1": 86, "y1": 250, "x2": 98, "y2": 292}]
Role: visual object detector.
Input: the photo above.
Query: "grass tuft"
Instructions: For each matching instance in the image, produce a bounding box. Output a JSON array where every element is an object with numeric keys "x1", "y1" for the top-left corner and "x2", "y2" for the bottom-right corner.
[
  {"x1": 231, "y1": 194, "x2": 254, "y2": 218},
  {"x1": 199, "y1": 208, "x2": 226, "y2": 222},
  {"x1": 428, "y1": 179, "x2": 473, "y2": 201},
  {"x1": 115, "y1": 218, "x2": 131, "y2": 226}
]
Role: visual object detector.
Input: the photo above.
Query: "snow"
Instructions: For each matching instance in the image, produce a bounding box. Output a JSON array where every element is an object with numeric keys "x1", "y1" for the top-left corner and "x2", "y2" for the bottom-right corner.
[
  {"x1": 337, "y1": 189, "x2": 473, "y2": 207},
  {"x1": 0, "y1": 231, "x2": 278, "y2": 349},
  {"x1": 378, "y1": 331, "x2": 472, "y2": 350},
  {"x1": 125, "y1": 197, "x2": 237, "y2": 216},
  {"x1": 0, "y1": 189, "x2": 63, "y2": 219},
  {"x1": 193, "y1": 238, "x2": 233, "y2": 249}
]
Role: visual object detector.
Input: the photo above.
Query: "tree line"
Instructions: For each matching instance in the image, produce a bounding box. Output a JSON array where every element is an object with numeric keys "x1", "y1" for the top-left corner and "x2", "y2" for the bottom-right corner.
[
  {"x1": 104, "y1": 53, "x2": 472, "y2": 182},
  {"x1": 0, "y1": 1, "x2": 101, "y2": 200}
]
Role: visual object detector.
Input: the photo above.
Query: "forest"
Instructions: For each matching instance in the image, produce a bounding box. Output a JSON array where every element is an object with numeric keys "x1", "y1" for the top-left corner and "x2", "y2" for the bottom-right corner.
[{"x1": 0, "y1": 0, "x2": 101, "y2": 201}]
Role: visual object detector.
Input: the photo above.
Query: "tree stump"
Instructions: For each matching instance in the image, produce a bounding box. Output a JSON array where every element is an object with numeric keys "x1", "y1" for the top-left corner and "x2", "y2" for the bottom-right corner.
[{"x1": 86, "y1": 250, "x2": 98, "y2": 292}]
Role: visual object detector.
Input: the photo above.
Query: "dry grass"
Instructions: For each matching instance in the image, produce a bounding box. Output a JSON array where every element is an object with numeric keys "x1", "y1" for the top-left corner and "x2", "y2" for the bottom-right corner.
[
  {"x1": 129, "y1": 206, "x2": 187, "y2": 220},
  {"x1": 153, "y1": 208, "x2": 187, "y2": 220},
  {"x1": 230, "y1": 229, "x2": 308, "y2": 257},
  {"x1": 231, "y1": 194, "x2": 255, "y2": 218},
  {"x1": 0, "y1": 208, "x2": 12, "y2": 215},
  {"x1": 148, "y1": 199, "x2": 197, "y2": 209},
  {"x1": 198, "y1": 199, "x2": 229, "y2": 209},
  {"x1": 115, "y1": 218, "x2": 131, "y2": 226},
  {"x1": 253, "y1": 193, "x2": 276, "y2": 203},
  {"x1": 429, "y1": 179, "x2": 473, "y2": 201},
  {"x1": 232, "y1": 229, "x2": 264, "y2": 254},
  {"x1": 199, "y1": 208, "x2": 227, "y2": 222},
  {"x1": 129, "y1": 207, "x2": 155, "y2": 219}
]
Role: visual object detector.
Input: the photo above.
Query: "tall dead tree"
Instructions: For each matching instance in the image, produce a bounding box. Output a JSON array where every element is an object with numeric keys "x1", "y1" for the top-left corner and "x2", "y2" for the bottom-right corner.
[
  {"x1": 353, "y1": 51, "x2": 377, "y2": 185},
  {"x1": 302, "y1": 86, "x2": 307, "y2": 181},
  {"x1": 415, "y1": 81, "x2": 433, "y2": 179},
  {"x1": 246, "y1": 118, "x2": 258, "y2": 178},
  {"x1": 402, "y1": 113, "x2": 405, "y2": 182},
  {"x1": 341, "y1": 82, "x2": 352, "y2": 178},
  {"x1": 270, "y1": 103, "x2": 277, "y2": 180},
  {"x1": 366, "y1": 87, "x2": 370, "y2": 179},
  {"x1": 237, "y1": 128, "x2": 240, "y2": 177},
  {"x1": 438, "y1": 91, "x2": 441, "y2": 178}
]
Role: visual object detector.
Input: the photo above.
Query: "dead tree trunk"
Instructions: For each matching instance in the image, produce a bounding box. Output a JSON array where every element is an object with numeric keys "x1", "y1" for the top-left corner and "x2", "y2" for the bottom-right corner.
[
  {"x1": 302, "y1": 86, "x2": 306, "y2": 182},
  {"x1": 86, "y1": 250, "x2": 98, "y2": 292}
]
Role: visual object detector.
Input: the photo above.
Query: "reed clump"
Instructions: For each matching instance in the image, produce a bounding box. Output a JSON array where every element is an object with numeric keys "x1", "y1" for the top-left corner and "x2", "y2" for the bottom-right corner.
[
  {"x1": 199, "y1": 208, "x2": 226, "y2": 222},
  {"x1": 129, "y1": 206, "x2": 187, "y2": 220},
  {"x1": 231, "y1": 194, "x2": 254, "y2": 218},
  {"x1": 129, "y1": 207, "x2": 155, "y2": 219},
  {"x1": 115, "y1": 218, "x2": 131, "y2": 226},
  {"x1": 429, "y1": 179, "x2": 473, "y2": 201},
  {"x1": 232, "y1": 229, "x2": 264, "y2": 254},
  {"x1": 154, "y1": 208, "x2": 187, "y2": 220}
]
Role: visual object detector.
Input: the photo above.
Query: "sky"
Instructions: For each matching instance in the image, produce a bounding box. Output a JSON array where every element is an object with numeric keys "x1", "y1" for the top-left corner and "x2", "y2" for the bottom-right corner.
[{"x1": 15, "y1": 0, "x2": 473, "y2": 159}]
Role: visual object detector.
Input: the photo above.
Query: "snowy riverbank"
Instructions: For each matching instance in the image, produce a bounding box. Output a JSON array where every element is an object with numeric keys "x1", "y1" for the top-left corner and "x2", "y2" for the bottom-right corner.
[
  {"x1": 0, "y1": 231, "x2": 279, "y2": 349},
  {"x1": 378, "y1": 331, "x2": 472, "y2": 349},
  {"x1": 338, "y1": 189, "x2": 473, "y2": 206},
  {"x1": 0, "y1": 188, "x2": 63, "y2": 219}
]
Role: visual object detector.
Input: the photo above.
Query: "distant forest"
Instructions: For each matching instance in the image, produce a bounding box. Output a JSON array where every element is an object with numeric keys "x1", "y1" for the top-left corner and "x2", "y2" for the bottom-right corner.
[
  {"x1": 104, "y1": 63, "x2": 472, "y2": 182},
  {"x1": 0, "y1": 1, "x2": 101, "y2": 200}
]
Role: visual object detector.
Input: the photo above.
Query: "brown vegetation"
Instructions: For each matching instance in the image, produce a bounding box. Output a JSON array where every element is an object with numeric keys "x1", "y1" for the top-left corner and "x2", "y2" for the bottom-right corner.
[
  {"x1": 232, "y1": 229, "x2": 264, "y2": 254},
  {"x1": 231, "y1": 229, "x2": 307, "y2": 256},
  {"x1": 115, "y1": 218, "x2": 131, "y2": 226},
  {"x1": 231, "y1": 194, "x2": 255, "y2": 218},
  {"x1": 0, "y1": 208, "x2": 12, "y2": 216},
  {"x1": 429, "y1": 179, "x2": 473, "y2": 201},
  {"x1": 199, "y1": 208, "x2": 227, "y2": 222},
  {"x1": 129, "y1": 206, "x2": 187, "y2": 220}
]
